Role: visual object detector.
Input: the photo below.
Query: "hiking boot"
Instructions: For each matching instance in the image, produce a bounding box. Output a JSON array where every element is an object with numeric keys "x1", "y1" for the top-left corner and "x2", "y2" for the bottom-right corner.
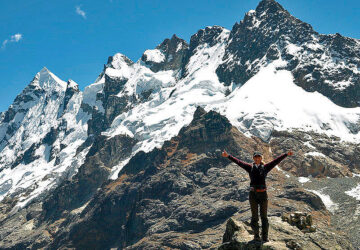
[
  {"x1": 262, "y1": 230, "x2": 269, "y2": 242},
  {"x1": 261, "y1": 218, "x2": 269, "y2": 242},
  {"x1": 253, "y1": 234, "x2": 261, "y2": 241}
]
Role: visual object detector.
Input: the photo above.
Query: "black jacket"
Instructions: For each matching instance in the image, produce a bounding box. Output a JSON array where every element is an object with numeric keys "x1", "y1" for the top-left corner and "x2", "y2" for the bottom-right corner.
[{"x1": 228, "y1": 153, "x2": 287, "y2": 188}]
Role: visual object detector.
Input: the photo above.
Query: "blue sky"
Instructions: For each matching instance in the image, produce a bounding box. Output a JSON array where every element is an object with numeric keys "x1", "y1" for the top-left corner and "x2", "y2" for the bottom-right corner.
[{"x1": 0, "y1": 0, "x2": 359, "y2": 112}]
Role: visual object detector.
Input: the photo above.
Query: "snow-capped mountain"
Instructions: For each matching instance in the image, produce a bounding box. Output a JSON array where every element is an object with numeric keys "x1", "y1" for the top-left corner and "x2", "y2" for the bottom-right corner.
[
  {"x1": 0, "y1": 0, "x2": 359, "y2": 236},
  {"x1": 217, "y1": 0, "x2": 360, "y2": 108},
  {"x1": 0, "y1": 67, "x2": 90, "y2": 211}
]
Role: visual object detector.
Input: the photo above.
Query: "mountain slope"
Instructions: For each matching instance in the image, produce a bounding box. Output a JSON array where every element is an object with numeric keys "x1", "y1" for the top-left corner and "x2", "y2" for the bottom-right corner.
[
  {"x1": 39, "y1": 107, "x2": 352, "y2": 249},
  {"x1": 0, "y1": 68, "x2": 89, "y2": 211}
]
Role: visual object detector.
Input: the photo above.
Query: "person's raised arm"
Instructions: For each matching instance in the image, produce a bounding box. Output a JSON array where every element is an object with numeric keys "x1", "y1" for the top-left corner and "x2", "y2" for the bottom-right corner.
[
  {"x1": 264, "y1": 151, "x2": 293, "y2": 173},
  {"x1": 222, "y1": 150, "x2": 252, "y2": 173}
]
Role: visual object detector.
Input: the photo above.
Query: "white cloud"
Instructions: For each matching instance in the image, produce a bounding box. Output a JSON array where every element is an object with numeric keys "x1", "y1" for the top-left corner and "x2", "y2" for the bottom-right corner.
[
  {"x1": 2, "y1": 40, "x2": 8, "y2": 49},
  {"x1": 75, "y1": 6, "x2": 86, "y2": 19},
  {"x1": 1, "y1": 33, "x2": 23, "y2": 49},
  {"x1": 11, "y1": 34, "x2": 22, "y2": 42}
]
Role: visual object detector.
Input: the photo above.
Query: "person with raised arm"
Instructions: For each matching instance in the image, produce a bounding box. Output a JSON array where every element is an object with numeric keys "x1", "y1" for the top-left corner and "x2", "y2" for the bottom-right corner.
[{"x1": 222, "y1": 149, "x2": 293, "y2": 242}]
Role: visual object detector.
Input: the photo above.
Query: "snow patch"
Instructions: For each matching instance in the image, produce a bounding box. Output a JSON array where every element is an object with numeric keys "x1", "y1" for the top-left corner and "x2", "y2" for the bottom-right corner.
[
  {"x1": 305, "y1": 151, "x2": 326, "y2": 158},
  {"x1": 285, "y1": 43, "x2": 302, "y2": 55},
  {"x1": 303, "y1": 141, "x2": 316, "y2": 149},
  {"x1": 307, "y1": 189, "x2": 338, "y2": 213},
  {"x1": 298, "y1": 177, "x2": 310, "y2": 183},
  {"x1": 143, "y1": 49, "x2": 165, "y2": 63},
  {"x1": 345, "y1": 183, "x2": 360, "y2": 201}
]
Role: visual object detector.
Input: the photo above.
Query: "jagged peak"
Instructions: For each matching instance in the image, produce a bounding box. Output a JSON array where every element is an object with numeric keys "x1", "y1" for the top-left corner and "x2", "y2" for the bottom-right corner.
[
  {"x1": 40, "y1": 66, "x2": 50, "y2": 74},
  {"x1": 189, "y1": 25, "x2": 228, "y2": 51},
  {"x1": 193, "y1": 106, "x2": 207, "y2": 118},
  {"x1": 240, "y1": 0, "x2": 289, "y2": 24},
  {"x1": 170, "y1": 33, "x2": 184, "y2": 42},
  {"x1": 31, "y1": 67, "x2": 67, "y2": 91},
  {"x1": 204, "y1": 25, "x2": 226, "y2": 31},
  {"x1": 106, "y1": 53, "x2": 134, "y2": 70},
  {"x1": 232, "y1": 0, "x2": 315, "y2": 37},
  {"x1": 140, "y1": 34, "x2": 189, "y2": 69},
  {"x1": 157, "y1": 33, "x2": 189, "y2": 51},
  {"x1": 193, "y1": 25, "x2": 227, "y2": 37},
  {"x1": 255, "y1": 0, "x2": 285, "y2": 13}
]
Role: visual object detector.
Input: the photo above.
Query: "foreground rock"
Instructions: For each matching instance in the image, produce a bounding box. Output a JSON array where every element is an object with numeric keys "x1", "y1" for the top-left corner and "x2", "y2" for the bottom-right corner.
[{"x1": 219, "y1": 216, "x2": 352, "y2": 250}]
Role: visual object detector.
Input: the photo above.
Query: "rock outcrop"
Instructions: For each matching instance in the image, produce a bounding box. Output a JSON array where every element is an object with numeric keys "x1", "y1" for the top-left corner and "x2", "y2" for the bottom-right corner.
[{"x1": 219, "y1": 216, "x2": 352, "y2": 250}]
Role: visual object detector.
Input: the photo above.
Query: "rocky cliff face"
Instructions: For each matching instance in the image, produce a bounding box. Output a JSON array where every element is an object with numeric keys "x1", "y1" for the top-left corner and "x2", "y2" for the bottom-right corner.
[
  {"x1": 216, "y1": 0, "x2": 360, "y2": 108},
  {"x1": 142, "y1": 34, "x2": 189, "y2": 73},
  {"x1": 0, "y1": 0, "x2": 359, "y2": 249}
]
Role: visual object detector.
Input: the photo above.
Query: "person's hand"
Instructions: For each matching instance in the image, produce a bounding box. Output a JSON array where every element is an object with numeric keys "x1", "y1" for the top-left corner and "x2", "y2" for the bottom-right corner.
[
  {"x1": 222, "y1": 150, "x2": 229, "y2": 158},
  {"x1": 287, "y1": 151, "x2": 293, "y2": 156}
]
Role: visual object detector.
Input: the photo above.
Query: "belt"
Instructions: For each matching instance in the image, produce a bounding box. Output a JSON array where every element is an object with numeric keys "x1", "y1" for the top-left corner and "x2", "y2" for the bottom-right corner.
[{"x1": 250, "y1": 187, "x2": 267, "y2": 192}]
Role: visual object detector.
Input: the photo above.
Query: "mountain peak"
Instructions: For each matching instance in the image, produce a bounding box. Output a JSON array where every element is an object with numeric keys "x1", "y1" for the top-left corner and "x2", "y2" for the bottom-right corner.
[
  {"x1": 170, "y1": 33, "x2": 182, "y2": 41},
  {"x1": 141, "y1": 33, "x2": 189, "y2": 72},
  {"x1": 157, "y1": 34, "x2": 188, "y2": 51},
  {"x1": 256, "y1": 0, "x2": 285, "y2": 13},
  {"x1": 40, "y1": 66, "x2": 50, "y2": 73},
  {"x1": 106, "y1": 53, "x2": 133, "y2": 70},
  {"x1": 31, "y1": 67, "x2": 67, "y2": 91}
]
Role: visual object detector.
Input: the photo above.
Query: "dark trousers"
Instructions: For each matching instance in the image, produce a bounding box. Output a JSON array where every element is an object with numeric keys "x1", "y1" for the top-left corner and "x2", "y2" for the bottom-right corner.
[{"x1": 249, "y1": 191, "x2": 269, "y2": 239}]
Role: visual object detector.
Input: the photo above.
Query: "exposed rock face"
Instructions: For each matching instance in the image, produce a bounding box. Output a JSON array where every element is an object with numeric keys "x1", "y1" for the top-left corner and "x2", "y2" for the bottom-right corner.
[
  {"x1": 269, "y1": 130, "x2": 360, "y2": 177},
  {"x1": 141, "y1": 34, "x2": 189, "y2": 73},
  {"x1": 41, "y1": 134, "x2": 137, "y2": 221},
  {"x1": 216, "y1": 0, "x2": 360, "y2": 107},
  {"x1": 86, "y1": 54, "x2": 136, "y2": 136},
  {"x1": 219, "y1": 216, "x2": 352, "y2": 250}
]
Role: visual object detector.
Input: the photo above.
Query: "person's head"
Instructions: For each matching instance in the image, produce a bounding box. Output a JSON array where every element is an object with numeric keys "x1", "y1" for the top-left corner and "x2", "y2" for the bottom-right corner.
[{"x1": 253, "y1": 151, "x2": 263, "y2": 165}]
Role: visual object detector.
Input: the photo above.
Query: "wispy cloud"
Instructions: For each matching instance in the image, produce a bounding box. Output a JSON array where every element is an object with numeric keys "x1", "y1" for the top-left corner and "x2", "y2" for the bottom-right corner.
[
  {"x1": 1, "y1": 33, "x2": 23, "y2": 49},
  {"x1": 75, "y1": 6, "x2": 86, "y2": 19}
]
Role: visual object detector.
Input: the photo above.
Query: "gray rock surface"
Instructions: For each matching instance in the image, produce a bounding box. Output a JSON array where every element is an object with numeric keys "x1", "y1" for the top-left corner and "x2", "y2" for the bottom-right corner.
[{"x1": 219, "y1": 216, "x2": 352, "y2": 250}]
